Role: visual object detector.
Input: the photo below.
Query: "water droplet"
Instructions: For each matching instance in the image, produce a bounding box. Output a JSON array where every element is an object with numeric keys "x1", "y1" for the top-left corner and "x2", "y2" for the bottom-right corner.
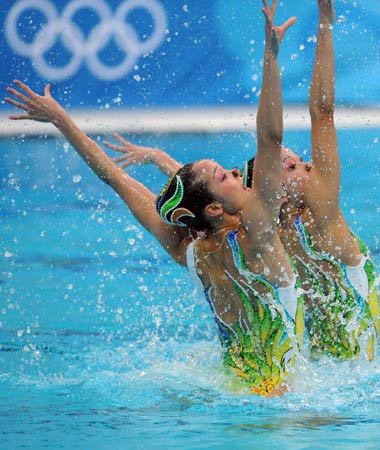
[{"x1": 337, "y1": 15, "x2": 346, "y2": 24}]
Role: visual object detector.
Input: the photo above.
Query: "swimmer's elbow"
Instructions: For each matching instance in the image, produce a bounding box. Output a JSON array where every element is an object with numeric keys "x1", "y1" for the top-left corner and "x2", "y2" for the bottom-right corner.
[
  {"x1": 256, "y1": 121, "x2": 283, "y2": 148},
  {"x1": 309, "y1": 101, "x2": 335, "y2": 122},
  {"x1": 257, "y1": 131, "x2": 283, "y2": 151}
]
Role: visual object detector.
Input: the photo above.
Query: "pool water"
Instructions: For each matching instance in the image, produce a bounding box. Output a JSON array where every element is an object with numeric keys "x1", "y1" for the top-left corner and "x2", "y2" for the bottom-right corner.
[{"x1": 1, "y1": 129, "x2": 380, "y2": 449}]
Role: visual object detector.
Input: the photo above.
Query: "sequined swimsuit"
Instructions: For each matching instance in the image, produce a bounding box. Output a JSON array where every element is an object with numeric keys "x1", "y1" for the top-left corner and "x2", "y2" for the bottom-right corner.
[
  {"x1": 293, "y1": 214, "x2": 379, "y2": 359},
  {"x1": 186, "y1": 229, "x2": 304, "y2": 396}
]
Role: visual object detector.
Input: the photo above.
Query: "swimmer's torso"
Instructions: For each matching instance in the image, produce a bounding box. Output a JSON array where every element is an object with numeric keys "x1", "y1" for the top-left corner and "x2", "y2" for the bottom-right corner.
[
  {"x1": 279, "y1": 206, "x2": 379, "y2": 359},
  {"x1": 187, "y1": 225, "x2": 304, "y2": 396}
]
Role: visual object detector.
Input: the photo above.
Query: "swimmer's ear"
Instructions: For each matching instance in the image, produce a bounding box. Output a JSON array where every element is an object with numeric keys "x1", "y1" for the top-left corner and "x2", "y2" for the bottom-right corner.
[{"x1": 204, "y1": 202, "x2": 223, "y2": 218}]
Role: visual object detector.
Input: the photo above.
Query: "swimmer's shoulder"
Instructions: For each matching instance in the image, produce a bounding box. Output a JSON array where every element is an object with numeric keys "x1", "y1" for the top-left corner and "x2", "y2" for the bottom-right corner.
[{"x1": 171, "y1": 230, "x2": 198, "y2": 267}]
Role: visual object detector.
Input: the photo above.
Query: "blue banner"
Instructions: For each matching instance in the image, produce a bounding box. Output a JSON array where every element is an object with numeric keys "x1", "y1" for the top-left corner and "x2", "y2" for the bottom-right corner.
[{"x1": 1, "y1": 0, "x2": 379, "y2": 110}]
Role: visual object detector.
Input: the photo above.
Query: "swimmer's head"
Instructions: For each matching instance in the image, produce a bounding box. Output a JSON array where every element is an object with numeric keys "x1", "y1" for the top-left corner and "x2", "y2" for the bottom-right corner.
[
  {"x1": 156, "y1": 162, "x2": 216, "y2": 231},
  {"x1": 241, "y1": 149, "x2": 311, "y2": 205},
  {"x1": 280, "y1": 147, "x2": 312, "y2": 205}
]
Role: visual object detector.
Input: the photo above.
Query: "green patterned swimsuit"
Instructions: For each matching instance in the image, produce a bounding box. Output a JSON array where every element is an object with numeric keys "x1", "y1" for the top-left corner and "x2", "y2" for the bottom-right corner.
[
  {"x1": 293, "y1": 214, "x2": 380, "y2": 359},
  {"x1": 187, "y1": 229, "x2": 304, "y2": 396}
]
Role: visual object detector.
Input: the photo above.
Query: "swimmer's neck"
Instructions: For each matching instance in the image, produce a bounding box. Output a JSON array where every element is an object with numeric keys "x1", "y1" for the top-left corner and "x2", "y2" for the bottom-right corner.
[
  {"x1": 279, "y1": 201, "x2": 305, "y2": 228},
  {"x1": 198, "y1": 214, "x2": 240, "y2": 255},
  {"x1": 203, "y1": 213, "x2": 240, "y2": 239}
]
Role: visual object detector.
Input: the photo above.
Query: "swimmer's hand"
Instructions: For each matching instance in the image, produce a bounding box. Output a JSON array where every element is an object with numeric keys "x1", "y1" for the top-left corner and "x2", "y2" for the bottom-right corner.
[
  {"x1": 104, "y1": 133, "x2": 181, "y2": 176},
  {"x1": 5, "y1": 80, "x2": 63, "y2": 123},
  {"x1": 262, "y1": 0, "x2": 296, "y2": 56},
  {"x1": 103, "y1": 133, "x2": 158, "y2": 169}
]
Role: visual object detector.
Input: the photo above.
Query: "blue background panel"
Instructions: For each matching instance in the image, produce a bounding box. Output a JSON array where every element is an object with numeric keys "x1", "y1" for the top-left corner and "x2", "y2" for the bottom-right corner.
[{"x1": 1, "y1": 0, "x2": 380, "y2": 110}]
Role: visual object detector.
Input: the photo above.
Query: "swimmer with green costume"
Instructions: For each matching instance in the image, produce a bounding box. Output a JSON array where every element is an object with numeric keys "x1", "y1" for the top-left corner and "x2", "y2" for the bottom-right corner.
[
  {"x1": 276, "y1": 0, "x2": 380, "y2": 359},
  {"x1": 106, "y1": 0, "x2": 380, "y2": 360},
  {"x1": 6, "y1": 1, "x2": 303, "y2": 396}
]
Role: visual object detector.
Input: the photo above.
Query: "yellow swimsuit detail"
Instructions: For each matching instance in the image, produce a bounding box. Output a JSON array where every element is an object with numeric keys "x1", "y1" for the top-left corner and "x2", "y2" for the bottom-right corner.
[
  {"x1": 200, "y1": 230, "x2": 305, "y2": 396},
  {"x1": 293, "y1": 214, "x2": 380, "y2": 359}
]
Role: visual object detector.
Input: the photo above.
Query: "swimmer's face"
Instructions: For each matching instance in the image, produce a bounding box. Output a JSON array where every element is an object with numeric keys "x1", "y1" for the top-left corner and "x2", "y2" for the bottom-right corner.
[
  {"x1": 193, "y1": 159, "x2": 250, "y2": 214},
  {"x1": 281, "y1": 147, "x2": 311, "y2": 204}
]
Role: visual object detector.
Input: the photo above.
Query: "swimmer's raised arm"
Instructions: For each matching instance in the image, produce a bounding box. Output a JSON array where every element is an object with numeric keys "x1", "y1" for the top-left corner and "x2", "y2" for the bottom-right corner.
[
  {"x1": 5, "y1": 80, "x2": 189, "y2": 265},
  {"x1": 308, "y1": 0, "x2": 339, "y2": 217},
  {"x1": 6, "y1": 81, "x2": 128, "y2": 187},
  {"x1": 104, "y1": 133, "x2": 181, "y2": 176},
  {"x1": 244, "y1": 1, "x2": 295, "y2": 227}
]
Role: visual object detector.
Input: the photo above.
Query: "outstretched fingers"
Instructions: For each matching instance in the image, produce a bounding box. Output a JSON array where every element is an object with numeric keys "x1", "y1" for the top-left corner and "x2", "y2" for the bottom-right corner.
[
  {"x1": 8, "y1": 113, "x2": 32, "y2": 121},
  {"x1": 13, "y1": 79, "x2": 39, "y2": 98},
  {"x1": 103, "y1": 133, "x2": 133, "y2": 153},
  {"x1": 5, "y1": 84, "x2": 33, "y2": 120},
  {"x1": 112, "y1": 155, "x2": 128, "y2": 162},
  {"x1": 262, "y1": 0, "x2": 277, "y2": 12},
  {"x1": 6, "y1": 85, "x2": 32, "y2": 106},
  {"x1": 113, "y1": 132, "x2": 130, "y2": 146},
  {"x1": 280, "y1": 16, "x2": 297, "y2": 32},
  {"x1": 262, "y1": 0, "x2": 277, "y2": 20},
  {"x1": 5, "y1": 81, "x2": 57, "y2": 123},
  {"x1": 274, "y1": 16, "x2": 297, "y2": 43},
  {"x1": 4, "y1": 96, "x2": 29, "y2": 112},
  {"x1": 103, "y1": 141, "x2": 125, "y2": 152},
  {"x1": 111, "y1": 154, "x2": 132, "y2": 170},
  {"x1": 44, "y1": 83, "x2": 52, "y2": 97}
]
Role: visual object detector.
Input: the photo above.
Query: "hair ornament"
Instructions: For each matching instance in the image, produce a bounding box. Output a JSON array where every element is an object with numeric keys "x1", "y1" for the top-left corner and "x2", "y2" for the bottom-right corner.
[{"x1": 157, "y1": 175, "x2": 195, "y2": 226}]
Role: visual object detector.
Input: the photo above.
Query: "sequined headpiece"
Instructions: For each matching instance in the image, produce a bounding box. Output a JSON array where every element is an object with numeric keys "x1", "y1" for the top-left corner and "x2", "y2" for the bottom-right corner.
[{"x1": 156, "y1": 174, "x2": 195, "y2": 227}]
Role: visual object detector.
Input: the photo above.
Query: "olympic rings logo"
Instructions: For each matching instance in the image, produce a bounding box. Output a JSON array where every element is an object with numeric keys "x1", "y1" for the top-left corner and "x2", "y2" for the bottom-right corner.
[{"x1": 5, "y1": 0, "x2": 168, "y2": 81}]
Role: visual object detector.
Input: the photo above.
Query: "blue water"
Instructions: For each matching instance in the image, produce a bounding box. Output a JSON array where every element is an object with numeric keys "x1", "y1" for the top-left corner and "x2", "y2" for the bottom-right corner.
[{"x1": 1, "y1": 129, "x2": 380, "y2": 449}]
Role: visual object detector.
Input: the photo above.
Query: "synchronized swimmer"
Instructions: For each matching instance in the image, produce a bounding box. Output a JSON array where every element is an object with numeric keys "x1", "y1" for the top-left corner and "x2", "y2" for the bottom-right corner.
[
  {"x1": 5, "y1": 0, "x2": 380, "y2": 397},
  {"x1": 105, "y1": 0, "x2": 380, "y2": 362}
]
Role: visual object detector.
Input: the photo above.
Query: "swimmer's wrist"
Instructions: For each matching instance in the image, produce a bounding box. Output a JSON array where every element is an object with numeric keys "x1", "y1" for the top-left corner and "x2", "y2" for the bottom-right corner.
[
  {"x1": 50, "y1": 104, "x2": 71, "y2": 128},
  {"x1": 264, "y1": 30, "x2": 279, "y2": 60},
  {"x1": 148, "y1": 148, "x2": 161, "y2": 163}
]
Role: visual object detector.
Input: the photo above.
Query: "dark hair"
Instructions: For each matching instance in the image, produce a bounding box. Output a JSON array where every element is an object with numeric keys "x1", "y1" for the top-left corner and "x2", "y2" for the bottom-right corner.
[{"x1": 156, "y1": 162, "x2": 215, "y2": 231}]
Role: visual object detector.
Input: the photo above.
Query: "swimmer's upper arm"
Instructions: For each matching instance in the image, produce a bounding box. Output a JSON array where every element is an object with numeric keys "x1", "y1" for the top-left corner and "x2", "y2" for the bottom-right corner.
[
  {"x1": 309, "y1": 9, "x2": 340, "y2": 210},
  {"x1": 308, "y1": 118, "x2": 341, "y2": 221},
  {"x1": 149, "y1": 221, "x2": 191, "y2": 266},
  {"x1": 311, "y1": 118, "x2": 340, "y2": 184},
  {"x1": 110, "y1": 173, "x2": 189, "y2": 266},
  {"x1": 241, "y1": 181, "x2": 279, "y2": 250},
  {"x1": 245, "y1": 13, "x2": 283, "y2": 232}
]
